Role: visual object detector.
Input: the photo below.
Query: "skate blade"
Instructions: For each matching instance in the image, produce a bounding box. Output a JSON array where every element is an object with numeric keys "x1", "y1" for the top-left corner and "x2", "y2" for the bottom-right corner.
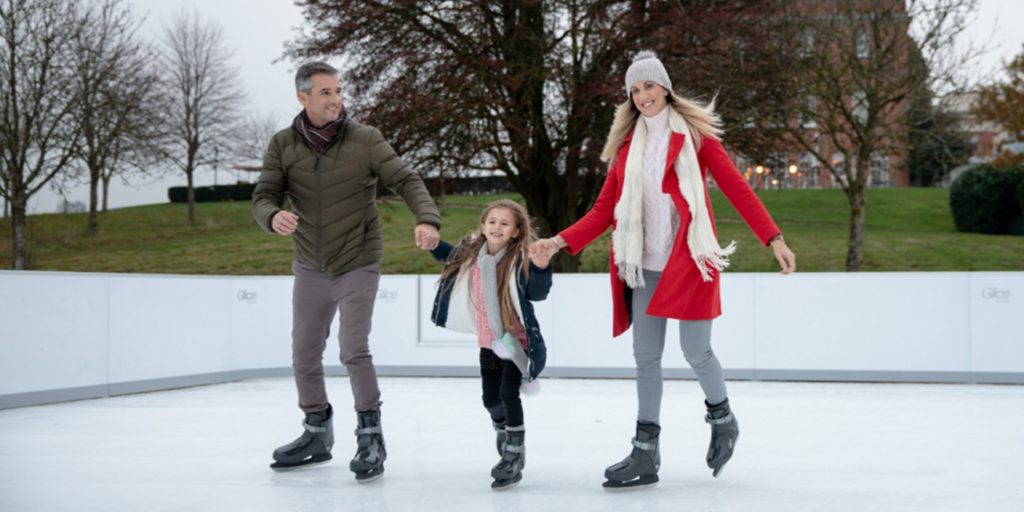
[
  {"x1": 712, "y1": 461, "x2": 728, "y2": 478},
  {"x1": 355, "y1": 468, "x2": 385, "y2": 484},
  {"x1": 491, "y1": 473, "x2": 523, "y2": 490},
  {"x1": 269, "y1": 453, "x2": 333, "y2": 472},
  {"x1": 602, "y1": 474, "x2": 659, "y2": 491}
]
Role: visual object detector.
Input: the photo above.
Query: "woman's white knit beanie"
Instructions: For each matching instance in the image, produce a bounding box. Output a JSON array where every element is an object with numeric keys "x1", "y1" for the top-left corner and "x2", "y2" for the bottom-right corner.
[{"x1": 624, "y1": 50, "x2": 672, "y2": 97}]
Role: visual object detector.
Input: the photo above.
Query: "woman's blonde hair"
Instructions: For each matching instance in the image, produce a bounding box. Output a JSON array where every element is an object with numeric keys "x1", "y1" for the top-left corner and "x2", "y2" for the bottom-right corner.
[
  {"x1": 440, "y1": 199, "x2": 536, "y2": 331},
  {"x1": 600, "y1": 89, "x2": 723, "y2": 164}
]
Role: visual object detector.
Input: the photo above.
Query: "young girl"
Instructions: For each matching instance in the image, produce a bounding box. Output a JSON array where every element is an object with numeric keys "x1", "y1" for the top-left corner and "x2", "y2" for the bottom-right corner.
[{"x1": 429, "y1": 199, "x2": 553, "y2": 490}]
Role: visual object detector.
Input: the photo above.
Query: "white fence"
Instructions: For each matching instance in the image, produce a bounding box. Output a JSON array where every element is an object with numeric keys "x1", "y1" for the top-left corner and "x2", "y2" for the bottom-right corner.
[{"x1": 1, "y1": 270, "x2": 1021, "y2": 408}]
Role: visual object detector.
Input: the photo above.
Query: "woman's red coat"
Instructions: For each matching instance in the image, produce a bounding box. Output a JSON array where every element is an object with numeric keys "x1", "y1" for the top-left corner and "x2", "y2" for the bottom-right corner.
[{"x1": 559, "y1": 132, "x2": 781, "y2": 337}]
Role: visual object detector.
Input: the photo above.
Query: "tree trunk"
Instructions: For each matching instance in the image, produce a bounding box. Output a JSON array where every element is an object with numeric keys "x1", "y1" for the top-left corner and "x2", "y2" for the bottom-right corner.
[
  {"x1": 524, "y1": 187, "x2": 585, "y2": 273},
  {"x1": 186, "y1": 169, "x2": 196, "y2": 225},
  {"x1": 555, "y1": 250, "x2": 580, "y2": 273},
  {"x1": 845, "y1": 184, "x2": 866, "y2": 271},
  {"x1": 87, "y1": 166, "x2": 100, "y2": 235},
  {"x1": 12, "y1": 195, "x2": 28, "y2": 270},
  {"x1": 555, "y1": 199, "x2": 581, "y2": 273},
  {"x1": 101, "y1": 174, "x2": 111, "y2": 212},
  {"x1": 437, "y1": 173, "x2": 447, "y2": 216}
]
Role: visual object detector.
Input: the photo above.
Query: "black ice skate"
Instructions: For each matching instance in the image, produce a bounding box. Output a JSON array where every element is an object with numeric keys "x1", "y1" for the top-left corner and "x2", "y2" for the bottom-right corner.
[
  {"x1": 270, "y1": 404, "x2": 334, "y2": 471},
  {"x1": 705, "y1": 398, "x2": 739, "y2": 478},
  {"x1": 490, "y1": 428, "x2": 525, "y2": 490},
  {"x1": 350, "y1": 409, "x2": 387, "y2": 483},
  {"x1": 488, "y1": 405, "x2": 507, "y2": 456},
  {"x1": 492, "y1": 419, "x2": 507, "y2": 456},
  {"x1": 602, "y1": 422, "x2": 660, "y2": 490}
]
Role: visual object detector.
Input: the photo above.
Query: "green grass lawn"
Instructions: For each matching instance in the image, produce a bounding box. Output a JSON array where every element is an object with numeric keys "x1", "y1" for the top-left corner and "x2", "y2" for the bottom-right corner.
[{"x1": 2, "y1": 188, "x2": 1022, "y2": 274}]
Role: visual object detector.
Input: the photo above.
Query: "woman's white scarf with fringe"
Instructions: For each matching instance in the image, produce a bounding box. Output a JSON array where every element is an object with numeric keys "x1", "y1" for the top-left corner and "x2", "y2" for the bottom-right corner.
[{"x1": 612, "y1": 108, "x2": 736, "y2": 287}]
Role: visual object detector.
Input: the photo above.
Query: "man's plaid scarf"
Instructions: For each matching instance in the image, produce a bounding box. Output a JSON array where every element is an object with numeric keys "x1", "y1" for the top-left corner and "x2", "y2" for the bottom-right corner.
[{"x1": 292, "y1": 109, "x2": 348, "y2": 153}]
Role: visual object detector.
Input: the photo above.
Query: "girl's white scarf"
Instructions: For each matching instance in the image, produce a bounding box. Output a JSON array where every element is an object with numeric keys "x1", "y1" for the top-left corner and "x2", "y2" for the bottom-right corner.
[
  {"x1": 476, "y1": 244, "x2": 529, "y2": 376},
  {"x1": 612, "y1": 107, "x2": 736, "y2": 287}
]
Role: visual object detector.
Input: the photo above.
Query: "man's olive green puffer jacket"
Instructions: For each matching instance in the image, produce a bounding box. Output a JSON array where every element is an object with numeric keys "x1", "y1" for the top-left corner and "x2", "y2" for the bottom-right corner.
[{"x1": 252, "y1": 118, "x2": 441, "y2": 275}]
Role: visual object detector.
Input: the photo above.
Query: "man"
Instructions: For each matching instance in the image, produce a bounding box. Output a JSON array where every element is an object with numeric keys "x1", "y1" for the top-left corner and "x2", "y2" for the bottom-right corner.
[{"x1": 252, "y1": 61, "x2": 441, "y2": 482}]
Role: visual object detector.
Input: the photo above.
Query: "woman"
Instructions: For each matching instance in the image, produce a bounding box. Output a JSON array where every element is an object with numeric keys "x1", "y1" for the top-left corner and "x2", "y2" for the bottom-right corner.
[{"x1": 533, "y1": 51, "x2": 796, "y2": 489}]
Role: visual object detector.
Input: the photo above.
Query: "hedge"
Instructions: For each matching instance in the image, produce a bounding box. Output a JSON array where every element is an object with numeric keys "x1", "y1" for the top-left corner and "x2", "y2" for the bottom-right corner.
[
  {"x1": 949, "y1": 165, "x2": 1024, "y2": 234},
  {"x1": 168, "y1": 184, "x2": 257, "y2": 203}
]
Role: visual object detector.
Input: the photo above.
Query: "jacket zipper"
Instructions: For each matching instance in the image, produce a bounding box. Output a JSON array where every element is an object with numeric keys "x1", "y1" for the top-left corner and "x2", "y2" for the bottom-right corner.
[
  {"x1": 304, "y1": 122, "x2": 345, "y2": 273},
  {"x1": 314, "y1": 154, "x2": 324, "y2": 271}
]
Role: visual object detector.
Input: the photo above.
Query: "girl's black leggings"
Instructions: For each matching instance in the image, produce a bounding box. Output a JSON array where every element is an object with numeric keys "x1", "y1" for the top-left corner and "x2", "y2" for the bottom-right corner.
[{"x1": 479, "y1": 348, "x2": 523, "y2": 427}]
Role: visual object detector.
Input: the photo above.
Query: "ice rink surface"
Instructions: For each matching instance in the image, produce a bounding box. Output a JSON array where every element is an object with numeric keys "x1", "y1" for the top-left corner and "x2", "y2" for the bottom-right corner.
[{"x1": 1, "y1": 377, "x2": 1021, "y2": 512}]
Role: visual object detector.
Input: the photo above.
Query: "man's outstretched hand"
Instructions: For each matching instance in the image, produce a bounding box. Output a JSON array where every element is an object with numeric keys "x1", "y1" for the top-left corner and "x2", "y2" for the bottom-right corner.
[{"x1": 414, "y1": 224, "x2": 440, "y2": 251}]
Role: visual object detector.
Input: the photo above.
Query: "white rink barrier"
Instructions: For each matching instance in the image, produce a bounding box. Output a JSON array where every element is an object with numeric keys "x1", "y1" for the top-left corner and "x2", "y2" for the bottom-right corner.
[{"x1": 1, "y1": 270, "x2": 1021, "y2": 408}]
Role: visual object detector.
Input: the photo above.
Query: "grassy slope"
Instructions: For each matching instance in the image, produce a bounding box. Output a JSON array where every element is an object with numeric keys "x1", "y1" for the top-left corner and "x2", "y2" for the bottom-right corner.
[{"x1": 2, "y1": 189, "x2": 1022, "y2": 274}]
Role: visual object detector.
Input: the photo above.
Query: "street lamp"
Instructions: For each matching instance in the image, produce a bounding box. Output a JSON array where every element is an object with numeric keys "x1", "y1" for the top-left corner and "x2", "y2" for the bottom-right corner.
[{"x1": 754, "y1": 165, "x2": 765, "y2": 190}]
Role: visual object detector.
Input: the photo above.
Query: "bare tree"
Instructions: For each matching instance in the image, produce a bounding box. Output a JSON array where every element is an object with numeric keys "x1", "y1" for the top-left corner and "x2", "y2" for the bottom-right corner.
[
  {"x1": 98, "y1": 130, "x2": 162, "y2": 212},
  {"x1": 773, "y1": 0, "x2": 980, "y2": 271},
  {"x1": 70, "y1": 0, "x2": 156, "y2": 234},
  {"x1": 1, "y1": 175, "x2": 8, "y2": 218},
  {"x1": 240, "y1": 110, "x2": 281, "y2": 163},
  {"x1": 157, "y1": 9, "x2": 243, "y2": 225},
  {"x1": 0, "y1": 0, "x2": 85, "y2": 269}
]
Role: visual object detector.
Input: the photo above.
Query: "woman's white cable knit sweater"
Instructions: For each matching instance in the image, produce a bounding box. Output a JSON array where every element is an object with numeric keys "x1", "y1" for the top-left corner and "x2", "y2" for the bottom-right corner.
[{"x1": 640, "y1": 107, "x2": 679, "y2": 271}]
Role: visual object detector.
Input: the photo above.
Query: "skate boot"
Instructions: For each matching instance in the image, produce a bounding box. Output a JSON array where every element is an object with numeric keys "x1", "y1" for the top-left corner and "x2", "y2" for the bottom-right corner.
[
  {"x1": 490, "y1": 427, "x2": 525, "y2": 490},
  {"x1": 492, "y1": 419, "x2": 507, "y2": 456},
  {"x1": 705, "y1": 398, "x2": 739, "y2": 478},
  {"x1": 488, "y1": 405, "x2": 507, "y2": 456},
  {"x1": 270, "y1": 404, "x2": 334, "y2": 471},
  {"x1": 602, "y1": 422, "x2": 660, "y2": 490},
  {"x1": 350, "y1": 410, "x2": 387, "y2": 483}
]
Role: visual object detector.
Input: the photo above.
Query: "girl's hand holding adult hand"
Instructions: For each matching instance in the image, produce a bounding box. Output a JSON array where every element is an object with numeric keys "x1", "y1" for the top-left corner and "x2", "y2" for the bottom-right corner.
[
  {"x1": 529, "y1": 238, "x2": 560, "y2": 268},
  {"x1": 528, "y1": 240, "x2": 553, "y2": 268}
]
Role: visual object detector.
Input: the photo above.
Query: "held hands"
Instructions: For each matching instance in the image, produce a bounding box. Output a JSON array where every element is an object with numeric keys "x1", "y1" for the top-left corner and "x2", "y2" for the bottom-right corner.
[
  {"x1": 770, "y1": 236, "x2": 796, "y2": 274},
  {"x1": 528, "y1": 237, "x2": 561, "y2": 269},
  {"x1": 271, "y1": 210, "x2": 299, "y2": 235},
  {"x1": 414, "y1": 223, "x2": 440, "y2": 251}
]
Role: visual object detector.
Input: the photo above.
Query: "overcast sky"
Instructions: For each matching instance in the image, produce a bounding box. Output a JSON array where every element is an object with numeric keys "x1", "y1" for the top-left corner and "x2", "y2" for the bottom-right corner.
[
  {"x1": 130, "y1": 0, "x2": 307, "y2": 129},
  {"x1": 23, "y1": 0, "x2": 1024, "y2": 214}
]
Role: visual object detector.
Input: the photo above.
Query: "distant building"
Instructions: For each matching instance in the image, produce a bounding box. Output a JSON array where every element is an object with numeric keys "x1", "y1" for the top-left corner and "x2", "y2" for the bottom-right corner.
[
  {"x1": 940, "y1": 91, "x2": 1015, "y2": 186},
  {"x1": 723, "y1": 0, "x2": 913, "y2": 190},
  {"x1": 942, "y1": 92, "x2": 1009, "y2": 165},
  {"x1": 231, "y1": 161, "x2": 264, "y2": 184}
]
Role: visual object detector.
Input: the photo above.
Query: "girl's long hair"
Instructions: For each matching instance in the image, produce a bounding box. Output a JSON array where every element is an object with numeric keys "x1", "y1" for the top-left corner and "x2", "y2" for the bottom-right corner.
[
  {"x1": 439, "y1": 199, "x2": 536, "y2": 331},
  {"x1": 600, "y1": 89, "x2": 724, "y2": 164}
]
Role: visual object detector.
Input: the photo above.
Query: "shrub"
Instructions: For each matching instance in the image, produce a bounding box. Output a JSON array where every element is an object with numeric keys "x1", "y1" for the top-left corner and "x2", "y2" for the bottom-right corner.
[
  {"x1": 168, "y1": 184, "x2": 257, "y2": 203},
  {"x1": 1018, "y1": 175, "x2": 1024, "y2": 213},
  {"x1": 949, "y1": 165, "x2": 1024, "y2": 234}
]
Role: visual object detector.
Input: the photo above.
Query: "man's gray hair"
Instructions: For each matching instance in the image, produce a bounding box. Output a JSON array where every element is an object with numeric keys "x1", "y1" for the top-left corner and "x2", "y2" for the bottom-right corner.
[{"x1": 295, "y1": 61, "x2": 338, "y2": 93}]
